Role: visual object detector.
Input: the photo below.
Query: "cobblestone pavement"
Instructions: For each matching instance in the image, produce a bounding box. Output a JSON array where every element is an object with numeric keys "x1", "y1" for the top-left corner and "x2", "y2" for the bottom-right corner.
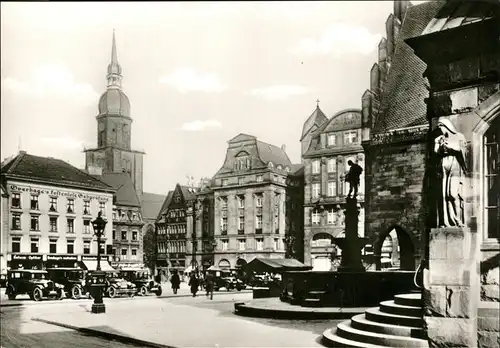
[
  {"x1": 1, "y1": 303, "x2": 142, "y2": 348},
  {"x1": 25, "y1": 292, "x2": 342, "y2": 347}
]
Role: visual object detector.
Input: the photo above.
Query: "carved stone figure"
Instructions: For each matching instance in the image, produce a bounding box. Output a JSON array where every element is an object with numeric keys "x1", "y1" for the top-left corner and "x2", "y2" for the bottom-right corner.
[
  {"x1": 433, "y1": 119, "x2": 468, "y2": 227},
  {"x1": 345, "y1": 161, "x2": 363, "y2": 198}
]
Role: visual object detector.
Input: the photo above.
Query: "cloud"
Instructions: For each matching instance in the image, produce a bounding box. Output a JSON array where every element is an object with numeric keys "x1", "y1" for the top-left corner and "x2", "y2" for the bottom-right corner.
[
  {"x1": 291, "y1": 23, "x2": 382, "y2": 57},
  {"x1": 179, "y1": 119, "x2": 223, "y2": 132},
  {"x1": 40, "y1": 136, "x2": 84, "y2": 150},
  {"x1": 248, "y1": 85, "x2": 308, "y2": 100},
  {"x1": 2, "y1": 64, "x2": 98, "y2": 105},
  {"x1": 159, "y1": 68, "x2": 226, "y2": 93}
]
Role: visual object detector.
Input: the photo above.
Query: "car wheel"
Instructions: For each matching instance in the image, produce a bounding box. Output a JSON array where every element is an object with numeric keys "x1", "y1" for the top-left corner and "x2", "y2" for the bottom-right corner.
[
  {"x1": 155, "y1": 287, "x2": 162, "y2": 296},
  {"x1": 6, "y1": 285, "x2": 16, "y2": 300},
  {"x1": 32, "y1": 287, "x2": 43, "y2": 302},
  {"x1": 56, "y1": 289, "x2": 64, "y2": 300},
  {"x1": 139, "y1": 286, "x2": 147, "y2": 296},
  {"x1": 108, "y1": 287, "x2": 116, "y2": 298},
  {"x1": 71, "y1": 286, "x2": 81, "y2": 299}
]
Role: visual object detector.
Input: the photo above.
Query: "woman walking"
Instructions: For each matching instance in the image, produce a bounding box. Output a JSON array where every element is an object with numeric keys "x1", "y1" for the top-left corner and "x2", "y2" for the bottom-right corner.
[
  {"x1": 188, "y1": 273, "x2": 199, "y2": 297},
  {"x1": 170, "y1": 271, "x2": 180, "y2": 295}
]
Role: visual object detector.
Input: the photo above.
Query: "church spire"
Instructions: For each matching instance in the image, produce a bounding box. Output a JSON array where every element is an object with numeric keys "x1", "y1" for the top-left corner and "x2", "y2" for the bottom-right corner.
[{"x1": 106, "y1": 29, "x2": 122, "y2": 89}]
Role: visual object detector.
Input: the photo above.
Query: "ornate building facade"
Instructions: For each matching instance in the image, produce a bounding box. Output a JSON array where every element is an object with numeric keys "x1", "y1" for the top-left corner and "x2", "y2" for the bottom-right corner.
[
  {"x1": 209, "y1": 134, "x2": 304, "y2": 270},
  {"x1": 155, "y1": 184, "x2": 197, "y2": 276},
  {"x1": 1, "y1": 152, "x2": 115, "y2": 271},
  {"x1": 301, "y1": 106, "x2": 366, "y2": 270}
]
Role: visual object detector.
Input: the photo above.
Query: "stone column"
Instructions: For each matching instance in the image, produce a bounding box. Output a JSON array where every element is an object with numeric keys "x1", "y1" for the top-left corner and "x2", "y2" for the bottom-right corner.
[
  {"x1": 337, "y1": 198, "x2": 365, "y2": 272},
  {"x1": 423, "y1": 227, "x2": 480, "y2": 348}
]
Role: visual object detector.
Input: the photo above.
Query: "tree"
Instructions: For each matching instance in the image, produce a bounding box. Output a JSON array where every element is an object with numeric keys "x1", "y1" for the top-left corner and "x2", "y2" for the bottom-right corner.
[{"x1": 143, "y1": 224, "x2": 156, "y2": 272}]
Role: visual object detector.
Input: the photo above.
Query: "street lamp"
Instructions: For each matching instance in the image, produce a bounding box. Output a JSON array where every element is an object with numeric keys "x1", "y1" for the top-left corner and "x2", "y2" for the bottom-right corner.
[{"x1": 91, "y1": 211, "x2": 108, "y2": 314}]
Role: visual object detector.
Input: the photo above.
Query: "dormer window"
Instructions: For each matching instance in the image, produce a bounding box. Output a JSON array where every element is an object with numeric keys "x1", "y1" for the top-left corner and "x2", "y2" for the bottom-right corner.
[
  {"x1": 344, "y1": 130, "x2": 358, "y2": 144},
  {"x1": 277, "y1": 165, "x2": 282, "y2": 170},
  {"x1": 268, "y1": 162, "x2": 274, "y2": 168},
  {"x1": 235, "y1": 152, "x2": 251, "y2": 171}
]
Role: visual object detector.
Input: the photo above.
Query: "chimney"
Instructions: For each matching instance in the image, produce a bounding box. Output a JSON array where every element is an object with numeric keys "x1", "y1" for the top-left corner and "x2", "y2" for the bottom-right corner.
[{"x1": 281, "y1": 144, "x2": 286, "y2": 152}]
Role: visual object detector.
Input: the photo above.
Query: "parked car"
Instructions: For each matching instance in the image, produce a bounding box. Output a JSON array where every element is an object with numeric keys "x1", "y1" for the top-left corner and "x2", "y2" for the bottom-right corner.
[
  {"x1": 103, "y1": 271, "x2": 136, "y2": 298},
  {"x1": 119, "y1": 269, "x2": 162, "y2": 296},
  {"x1": 46, "y1": 267, "x2": 86, "y2": 299},
  {"x1": 5, "y1": 269, "x2": 65, "y2": 301},
  {"x1": 214, "y1": 276, "x2": 245, "y2": 291}
]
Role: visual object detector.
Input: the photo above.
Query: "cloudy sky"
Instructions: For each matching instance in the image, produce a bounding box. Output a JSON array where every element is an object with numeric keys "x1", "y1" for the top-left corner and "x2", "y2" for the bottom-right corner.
[{"x1": 1, "y1": 1, "x2": 426, "y2": 195}]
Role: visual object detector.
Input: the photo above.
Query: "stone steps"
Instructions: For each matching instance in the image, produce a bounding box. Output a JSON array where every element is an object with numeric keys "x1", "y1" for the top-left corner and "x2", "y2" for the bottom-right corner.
[
  {"x1": 323, "y1": 293, "x2": 428, "y2": 348},
  {"x1": 394, "y1": 293, "x2": 422, "y2": 307},
  {"x1": 379, "y1": 300, "x2": 423, "y2": 317},
  {"x1": 335, "y1": 321, "x2": 428, "y2": 348},
  {"x1": 350, "y1": 314, "x2": 426, "y2": 339}
]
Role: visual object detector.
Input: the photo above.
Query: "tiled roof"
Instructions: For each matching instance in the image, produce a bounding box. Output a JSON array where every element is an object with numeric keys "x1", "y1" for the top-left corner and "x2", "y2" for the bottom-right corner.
[
  {"x1": 300, "y1": 106, "x2": 328, "y2": 141},
  {"x1": 95, "y1": 173, "x2": 141, "y2": 207},
  {"x1": 311, "y1": 108, "x2": 362, "y2": 137},
  {"x1": 157, "y1": 190, "x2": 174, "y2": 221},
  {"x1": 373, "y1": 0, "x2": 446, "y2": 133},
  {"x1": 1, "y1": 151, "x2": 113, "y2": 192},
  {"x1": 141, "y1": 191, "x2": 167, "y2": 221},
  {"x1": 179, "y1": 185, "x2": 197, "y2": 201},
  {"x1": 256, "y1": 140, "x2": 292, "y2": 167},
  {"x1": 422, "y1": 0, "x2": 498, "y2": 35}
]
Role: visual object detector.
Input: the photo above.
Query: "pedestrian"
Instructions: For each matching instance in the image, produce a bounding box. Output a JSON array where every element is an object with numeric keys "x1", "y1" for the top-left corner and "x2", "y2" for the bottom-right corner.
[
  {"x1": 189, "y1": 273, "x2": 199, "y2": 297},
  {"x1": 205, "y1": 272, "x2": 214, "y2": 300},
  {"x1": 170, "y1": 270, "x2": 180, "y2": 295}
]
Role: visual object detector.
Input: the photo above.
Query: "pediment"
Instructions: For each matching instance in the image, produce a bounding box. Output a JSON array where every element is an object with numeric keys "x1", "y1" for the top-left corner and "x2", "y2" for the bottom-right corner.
[
  {"x1": 229, "y1": 133, "x2": 257, "y2": 143},
  {"x1": 323, "y1": 110, "x2": 362, "y2": 132}
]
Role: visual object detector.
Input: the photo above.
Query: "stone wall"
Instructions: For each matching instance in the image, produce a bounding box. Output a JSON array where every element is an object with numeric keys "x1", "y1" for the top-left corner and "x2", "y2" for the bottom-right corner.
[{"x1": 364, "y1": 135, "x2": 428, "y2": 270}]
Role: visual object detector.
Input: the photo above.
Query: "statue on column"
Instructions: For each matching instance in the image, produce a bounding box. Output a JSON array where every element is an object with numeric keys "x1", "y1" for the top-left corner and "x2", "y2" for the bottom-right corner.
[
  {"x1": 433, "y1": 119, "x2": 468, "y2": 227},
  {"x1": 345, "y1": 161, "x2": 363, "y2": 198}
]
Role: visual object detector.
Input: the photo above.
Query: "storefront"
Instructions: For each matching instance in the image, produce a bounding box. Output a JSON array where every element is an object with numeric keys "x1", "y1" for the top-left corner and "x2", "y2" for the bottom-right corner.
[
  {"x1": 80, "y1": 255, "x2": 116, "y2": 272},
  {"x1": 8, "y1": 254, "x2": 43, "y2": 270},
  {"x1": 45, "y1": 255, "x2": 80, "y2": 269}
]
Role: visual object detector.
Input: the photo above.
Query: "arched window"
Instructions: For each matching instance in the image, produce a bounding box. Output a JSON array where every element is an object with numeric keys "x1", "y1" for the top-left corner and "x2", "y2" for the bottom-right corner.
[
  {"x1": 484, "y1": 117, "x2": 500, "y2": 239},
  {"x1": 268, "y1": 162, "x2": 274, "y2": 168}
]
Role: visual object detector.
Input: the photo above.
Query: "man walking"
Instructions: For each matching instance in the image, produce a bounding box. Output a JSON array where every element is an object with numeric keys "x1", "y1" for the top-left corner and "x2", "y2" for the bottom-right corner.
[{"x1": 205, "y1": 272, "x2": 214, "y2": 300}]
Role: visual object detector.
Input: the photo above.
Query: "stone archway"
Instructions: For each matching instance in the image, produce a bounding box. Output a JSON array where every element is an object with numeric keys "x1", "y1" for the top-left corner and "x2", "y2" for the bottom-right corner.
[
  {"x1": 311, "y1": 232, "x2": 337, "y2": 271},
  {"x1": 374, "y1": 225, "x2": 415, "y2": 270}
]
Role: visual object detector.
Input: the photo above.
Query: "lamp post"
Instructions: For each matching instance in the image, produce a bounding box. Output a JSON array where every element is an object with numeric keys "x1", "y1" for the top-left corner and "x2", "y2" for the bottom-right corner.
[{"x1": 91, "y1": 211, "x2": 108, "y2": 314}]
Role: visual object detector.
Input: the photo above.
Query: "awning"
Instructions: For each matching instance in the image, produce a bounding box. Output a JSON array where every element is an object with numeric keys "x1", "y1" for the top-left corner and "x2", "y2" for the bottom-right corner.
[
  {"x1": 184, "y1": 265, "x2": 194, "y2": 274},
  {"x1": 82, "y1": 260, "x2": 115, "y2": 272},
  {"x1": 243, "y1": 258, "x2": 312, "y2": 273}
]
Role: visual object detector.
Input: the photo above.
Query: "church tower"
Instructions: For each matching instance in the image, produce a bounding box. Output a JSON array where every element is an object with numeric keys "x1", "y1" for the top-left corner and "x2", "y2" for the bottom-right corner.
[{"x1": 85, "y1": 31, "x2": 144, "y2": 199}]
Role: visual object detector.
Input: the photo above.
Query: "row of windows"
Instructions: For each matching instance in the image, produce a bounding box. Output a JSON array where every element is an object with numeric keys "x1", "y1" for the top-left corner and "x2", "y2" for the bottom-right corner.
[
  {"x1": 11, "y1": 236, "x2": 101, "y2": 254},
  {"x1": 11, "y1": 214, "x2": 92, "y2": 234},
  {"x1": 112, "y1": 209, "x2": 140, "y2": 221},
  {"x1": 11, "y1": 193, "x2": 105, "y2": 216},
  {"x1": 156, "y1": 242, "x2": 187, "y2": 254},
  {"x1": 219, "y1": 237, "x2": 285, "y2": 251},
  {"x1": 311, "y1": 209, "x2": 346, "y2": 225},
  {"x1": 112, "y1": 230, "x2": 139, "y2": 241},
  {"x1": 325, "y1": 130, "x2": 358, "y2": 147},
  {"x1": 221, "y1": 173, "x2": 287, "y2": 187},
  {"x1": 116, "y1": 247, "x2": 138, "y2": 259},
  {"x1": 156, "y1": 224, "x2": 187, "y2": 235}
]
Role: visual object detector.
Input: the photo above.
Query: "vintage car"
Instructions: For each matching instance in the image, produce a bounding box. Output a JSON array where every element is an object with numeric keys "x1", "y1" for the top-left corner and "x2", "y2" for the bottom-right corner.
[
  {"x1": 0, "y1": 273, "x2": 7, "y2": 288},
  {"x1": 46, "y1": 267, "x2": 86, "y2": 299},
  {"x1": 103, "y1": 271, "x2": 136, "y2": 298},
  {"x1": 119, "y1": 268, "x2": 162, "y2": 296},
  {"x1": 5, "y1": 269, "x2": 65, "y2": 301},
  {"x1": 213, "y1": 276, "x2": 245, "y2": 292}
]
